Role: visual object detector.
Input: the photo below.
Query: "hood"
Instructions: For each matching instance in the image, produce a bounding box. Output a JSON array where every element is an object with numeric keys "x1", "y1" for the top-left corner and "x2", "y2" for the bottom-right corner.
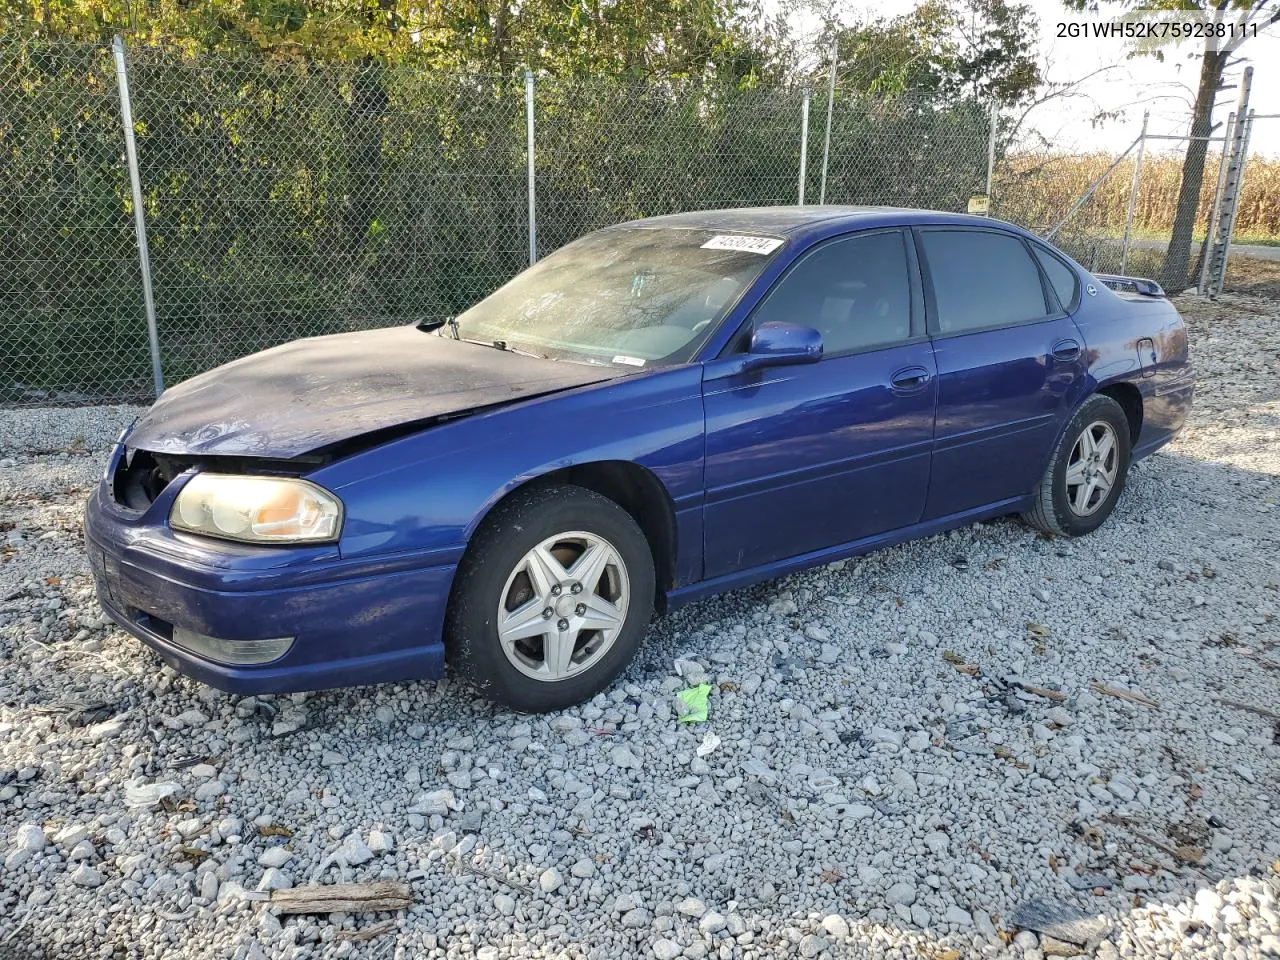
[{"x1": 126, "y1": 325, "x2": 620, "y2": 458}]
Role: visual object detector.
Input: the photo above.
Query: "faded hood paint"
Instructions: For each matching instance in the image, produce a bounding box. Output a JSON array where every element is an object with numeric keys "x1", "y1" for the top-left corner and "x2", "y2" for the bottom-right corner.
[{"x1": 126, "y1": 325, "x2": 620, "y2": 458}]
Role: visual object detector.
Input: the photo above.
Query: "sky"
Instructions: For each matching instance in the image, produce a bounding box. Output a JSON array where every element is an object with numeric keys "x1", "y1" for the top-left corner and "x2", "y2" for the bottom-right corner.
[{"x1": 783, "y1": 0, "x2": 1280, "y2": 158}]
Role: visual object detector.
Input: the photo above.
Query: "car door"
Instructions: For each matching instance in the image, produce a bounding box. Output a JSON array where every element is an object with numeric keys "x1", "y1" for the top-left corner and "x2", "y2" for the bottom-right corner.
[
  {"x1": 701, "y1": 228, "x2": 937, "y2": 579},
  {"x1": 914, "y1": 226, "x2": 1087, "y2": 520}
]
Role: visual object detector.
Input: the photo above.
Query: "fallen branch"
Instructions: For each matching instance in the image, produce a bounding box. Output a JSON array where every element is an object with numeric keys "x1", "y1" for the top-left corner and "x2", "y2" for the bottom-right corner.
[
  {"x1": 1218, "y1": 698, "x2": 1280, "y2": 721},
  {"x1": 1102, "y1": 816, "x2": 1212, "y2": 880},
  {"x1": 1236, "y1": 650, "x2": 1279, "y2": 671},
  {"x1": 1015, "y1": 682, "x2": 1068, "y2": 703},
  {"x1": 270, "y1": 881, "x2": 413, "y2": 915},
  {"x1": 1089, "y1": 682, "x2": 1159, "y2": 708},
  {"x1": 463, "y1": 863, "x2": 535, "y2": 896},
  {"x1": 336, "y1": 919, "x2": 397, "y2": 941},
  {"x1": 1128, "y1": 829, "x2": 1202, "y2": 865}
]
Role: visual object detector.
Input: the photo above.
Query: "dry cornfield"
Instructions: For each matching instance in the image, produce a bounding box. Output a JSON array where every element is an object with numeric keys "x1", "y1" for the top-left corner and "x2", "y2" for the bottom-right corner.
[{"x1": 994, "y1": 151, "x2": 1280, "y2": 240}]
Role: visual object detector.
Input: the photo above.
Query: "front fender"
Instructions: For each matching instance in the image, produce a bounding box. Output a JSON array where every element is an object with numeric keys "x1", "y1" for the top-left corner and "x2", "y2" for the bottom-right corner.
[{"x1": 307, "y1": 365, "x2": 705, "y2": 566}]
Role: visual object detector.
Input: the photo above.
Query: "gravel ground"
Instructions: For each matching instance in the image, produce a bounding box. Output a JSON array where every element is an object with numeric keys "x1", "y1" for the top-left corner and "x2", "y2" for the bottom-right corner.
[{"x1": 1, "y1": 295, "x2": 1278, "y2": 960}]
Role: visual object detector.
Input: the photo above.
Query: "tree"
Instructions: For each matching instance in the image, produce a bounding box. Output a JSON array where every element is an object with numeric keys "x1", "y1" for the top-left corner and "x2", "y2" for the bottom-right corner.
[
  {"x1": 1066, "y1": 0, "x2": 1279, "y2": 289},
  {"x1": 818, "y1": 0, "x2": 1042, "y2": 106},
  {"x1": 0, "y1": 0, "x2": 782, "y2": 80}
]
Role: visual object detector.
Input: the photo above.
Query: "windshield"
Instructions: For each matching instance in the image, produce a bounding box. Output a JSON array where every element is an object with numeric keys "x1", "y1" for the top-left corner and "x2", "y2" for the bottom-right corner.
[{"x1": 451, "y1": 227, "x2": 781, "y2": 366}]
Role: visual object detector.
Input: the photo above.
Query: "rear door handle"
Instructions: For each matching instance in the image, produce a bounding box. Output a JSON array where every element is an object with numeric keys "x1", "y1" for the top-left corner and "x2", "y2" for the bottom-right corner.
[
  {"x1": 890, "y1": 365, "x2": 932, "y2": 393},
  {"x1": 1052, "y1": 339, "x2": 1082, "y2": 362}
]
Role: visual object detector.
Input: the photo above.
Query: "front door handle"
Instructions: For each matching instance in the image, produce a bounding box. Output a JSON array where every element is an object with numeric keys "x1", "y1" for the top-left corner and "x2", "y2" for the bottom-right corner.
[
  {"x1": 1052, "y1": 339, "x2": 1082, "y2": 362},
  {"x1": 890, "y1": 365, "x2": 932, "y2": 394}
]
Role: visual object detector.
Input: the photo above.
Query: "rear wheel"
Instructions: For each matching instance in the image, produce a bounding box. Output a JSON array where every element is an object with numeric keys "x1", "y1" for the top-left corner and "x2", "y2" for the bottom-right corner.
[
  {"x1": 1023, "y1": 394, "x2": 1132, "y2": 537},
  {"x1": 446, "y1": 484, "x2": 655, "y2": 712}
]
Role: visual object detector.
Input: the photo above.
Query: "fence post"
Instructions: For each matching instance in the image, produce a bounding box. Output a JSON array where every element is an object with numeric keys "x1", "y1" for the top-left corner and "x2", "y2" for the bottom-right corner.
[
  {"x1": 1199, "y1": 111, "x2": 1236, "y2": 294},
  {"x1": 1119, "y1": 110, "x2": 1149, "y2": 274},
  {"x1": 819, "y1": 38, "x2": 837, "y2": 205},
  {"x1": 111, "y1": 34, "x2": 164, "y2": 398},
  {"x1": 798, "y1": 90, "x2": 810, "y2": 205},
  {"x1": 525, "y1": 69, "x2": 537, "y2": 266},
  {"x1": 984, "y1": 102, "x2": 997, "y2": 214}
]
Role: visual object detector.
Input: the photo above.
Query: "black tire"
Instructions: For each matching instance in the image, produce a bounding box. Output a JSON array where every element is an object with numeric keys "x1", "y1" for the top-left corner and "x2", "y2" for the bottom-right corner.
[
  {"x1": 445, "y1": 483, "x2": 655, "y2": 712},
  {"x1": 1023, "y1": 394, "x2": 1133, "y2": 537}
]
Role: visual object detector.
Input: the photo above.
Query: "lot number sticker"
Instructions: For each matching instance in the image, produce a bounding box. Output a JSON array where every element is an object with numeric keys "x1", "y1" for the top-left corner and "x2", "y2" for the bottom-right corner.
[{"x1": 701, "y1": 234, "x2": 784, "y2": 255}]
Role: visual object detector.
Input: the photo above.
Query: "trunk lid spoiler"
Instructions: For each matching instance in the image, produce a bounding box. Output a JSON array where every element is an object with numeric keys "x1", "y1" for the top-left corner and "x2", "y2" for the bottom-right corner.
[{"x1": 1094, "y1": 274, "x2": 1165, "y2": 297}]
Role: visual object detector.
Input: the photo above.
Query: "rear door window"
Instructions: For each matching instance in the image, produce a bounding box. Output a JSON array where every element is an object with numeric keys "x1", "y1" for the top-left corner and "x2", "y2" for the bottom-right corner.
[{"x1": 918, "y1": 229, "x2": 1051, "y2": 335}]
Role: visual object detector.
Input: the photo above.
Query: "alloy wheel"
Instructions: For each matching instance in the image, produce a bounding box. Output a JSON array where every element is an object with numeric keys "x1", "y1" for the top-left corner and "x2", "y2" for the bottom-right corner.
[
  {"x1": 1065, "y1": 420, "x2": 1119, "y2": 517},
  {"x1": 495, "y1": 530, "x2": 630, "y2": 682}
]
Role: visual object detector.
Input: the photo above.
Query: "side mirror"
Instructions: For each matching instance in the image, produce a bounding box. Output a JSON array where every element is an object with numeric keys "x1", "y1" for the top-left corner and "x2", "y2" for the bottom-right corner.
[{"x1": 743, "y1": 321, "x2": 823, "y2": 370}]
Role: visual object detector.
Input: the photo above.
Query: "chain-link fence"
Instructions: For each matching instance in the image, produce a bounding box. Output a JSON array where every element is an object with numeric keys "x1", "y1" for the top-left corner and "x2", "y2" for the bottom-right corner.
[
  {"x1": 121, "y1": 48, "x2": 531, "y2": 389},
  {"x1": 5, "y1": 35, "x2": 1253, "y2": 409},
  {"x1": 996, "y1": 140, "x2": 1231, "y2": 283},
  {"x1": 1, "y1": 40, "x2": 152, "y2": 405},
  {"x1": 0, "y1": 36, "x2": 1003, "y2": 406},
  {"x1": 1009, "y1": 68, "x2": 1268, "y2": 296}
]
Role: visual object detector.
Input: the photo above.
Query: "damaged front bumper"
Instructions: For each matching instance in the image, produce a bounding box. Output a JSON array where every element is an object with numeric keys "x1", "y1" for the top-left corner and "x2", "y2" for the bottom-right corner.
[{"x1": 83, "y1": 446, "x2": 454, "y2": 694}]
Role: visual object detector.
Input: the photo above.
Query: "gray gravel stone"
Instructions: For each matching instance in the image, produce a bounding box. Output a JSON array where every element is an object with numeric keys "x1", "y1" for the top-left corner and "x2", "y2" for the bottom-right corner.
[{"x1": 0, "y1": 294, "x2": 1278, "y2": 958}]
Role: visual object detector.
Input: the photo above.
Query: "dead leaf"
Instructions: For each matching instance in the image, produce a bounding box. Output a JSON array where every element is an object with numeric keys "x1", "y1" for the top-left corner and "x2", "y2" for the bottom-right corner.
[
  {"x1": 1048, "y1": 853, "x2": 1060, "y2": 874},
  {"x1": 718, "y1": 681, "x2": 739, "y2": 693},
  {"x1": 1175, "y1": 845, "x2": 1204, "y2": 864}
]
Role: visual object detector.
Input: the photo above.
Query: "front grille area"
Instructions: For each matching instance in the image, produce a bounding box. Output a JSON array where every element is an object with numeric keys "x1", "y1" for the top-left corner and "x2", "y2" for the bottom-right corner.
[{"x1": 111, "y1": 449, "x2": 190, "y2": 511}]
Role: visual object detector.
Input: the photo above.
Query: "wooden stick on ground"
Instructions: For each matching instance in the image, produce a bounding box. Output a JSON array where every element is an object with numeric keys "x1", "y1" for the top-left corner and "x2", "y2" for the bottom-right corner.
[
  {"x1": 270, "y1": 881, "x2": 413, "y2": 915},
  {"x1": 1015, "y1": 682, "x2": 1069, "y2": 703},
  {"x1": 336, "y1": 919, "x2": 397, "y2": 941},
  {"x1": 1219, "y1": 698, "x2": 1280, "y2": 721},
  {"x1": 1089, "y1": 682, "x2": 1159, "y2": 708}
]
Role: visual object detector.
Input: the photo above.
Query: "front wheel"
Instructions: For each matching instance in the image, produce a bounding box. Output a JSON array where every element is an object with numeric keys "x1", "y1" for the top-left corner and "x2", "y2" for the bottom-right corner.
[
  {"x1": 446, "y1": 484, "x2": 655, "y2": 712},
  {"x1": 1023, "y1": 394, "x2": 1132, "y2": 537}
]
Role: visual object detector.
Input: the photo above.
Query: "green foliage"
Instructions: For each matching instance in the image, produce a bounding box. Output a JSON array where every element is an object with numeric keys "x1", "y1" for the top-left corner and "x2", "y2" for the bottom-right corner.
[
  {"x1": 825, "y1": 0, "x2": 1041, "y2": 105},
  {"x1": 0, "y1": 39, "x2": 153, "y2": 401},
  {"x1": 0, "y1": 0, "x2": 780, "y2": 80},
  {"x1": 0, "y1": 0, "x2": 1009, "y2": 401}
]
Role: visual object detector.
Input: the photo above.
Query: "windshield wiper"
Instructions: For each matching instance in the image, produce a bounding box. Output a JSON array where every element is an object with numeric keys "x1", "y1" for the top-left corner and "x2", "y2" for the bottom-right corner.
[{"x1": 459, "y1": 336, "x2": 549, "y2": 360}]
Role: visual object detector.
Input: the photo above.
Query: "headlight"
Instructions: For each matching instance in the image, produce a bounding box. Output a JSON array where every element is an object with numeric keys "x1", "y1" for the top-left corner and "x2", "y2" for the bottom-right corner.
[{"x1": 170, "y1": 474, "x2": 343, "y2": 544}]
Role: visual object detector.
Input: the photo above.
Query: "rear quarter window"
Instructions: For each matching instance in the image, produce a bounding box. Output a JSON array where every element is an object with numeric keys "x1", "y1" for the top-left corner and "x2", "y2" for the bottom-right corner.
[{"x1": 1031, "y1": 244, "x2": 1080, "y2": 312}]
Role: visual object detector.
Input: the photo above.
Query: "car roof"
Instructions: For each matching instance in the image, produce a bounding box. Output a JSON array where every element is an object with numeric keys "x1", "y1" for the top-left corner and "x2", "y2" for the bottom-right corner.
[{"x1": 616, "y1": 205, "x2": 1033, "y2": 244}]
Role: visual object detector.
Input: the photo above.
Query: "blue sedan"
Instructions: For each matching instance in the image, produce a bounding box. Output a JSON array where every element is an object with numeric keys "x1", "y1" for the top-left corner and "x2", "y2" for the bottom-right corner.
[{"x1": 85, "y1": 206, "x2": 1194, "y2": 711}]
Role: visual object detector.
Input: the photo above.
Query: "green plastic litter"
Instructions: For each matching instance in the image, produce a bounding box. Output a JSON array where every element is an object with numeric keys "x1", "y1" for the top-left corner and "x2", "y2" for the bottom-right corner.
[{"x1": 677, "y1": 683, "x2": 713, "y2": 723}]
